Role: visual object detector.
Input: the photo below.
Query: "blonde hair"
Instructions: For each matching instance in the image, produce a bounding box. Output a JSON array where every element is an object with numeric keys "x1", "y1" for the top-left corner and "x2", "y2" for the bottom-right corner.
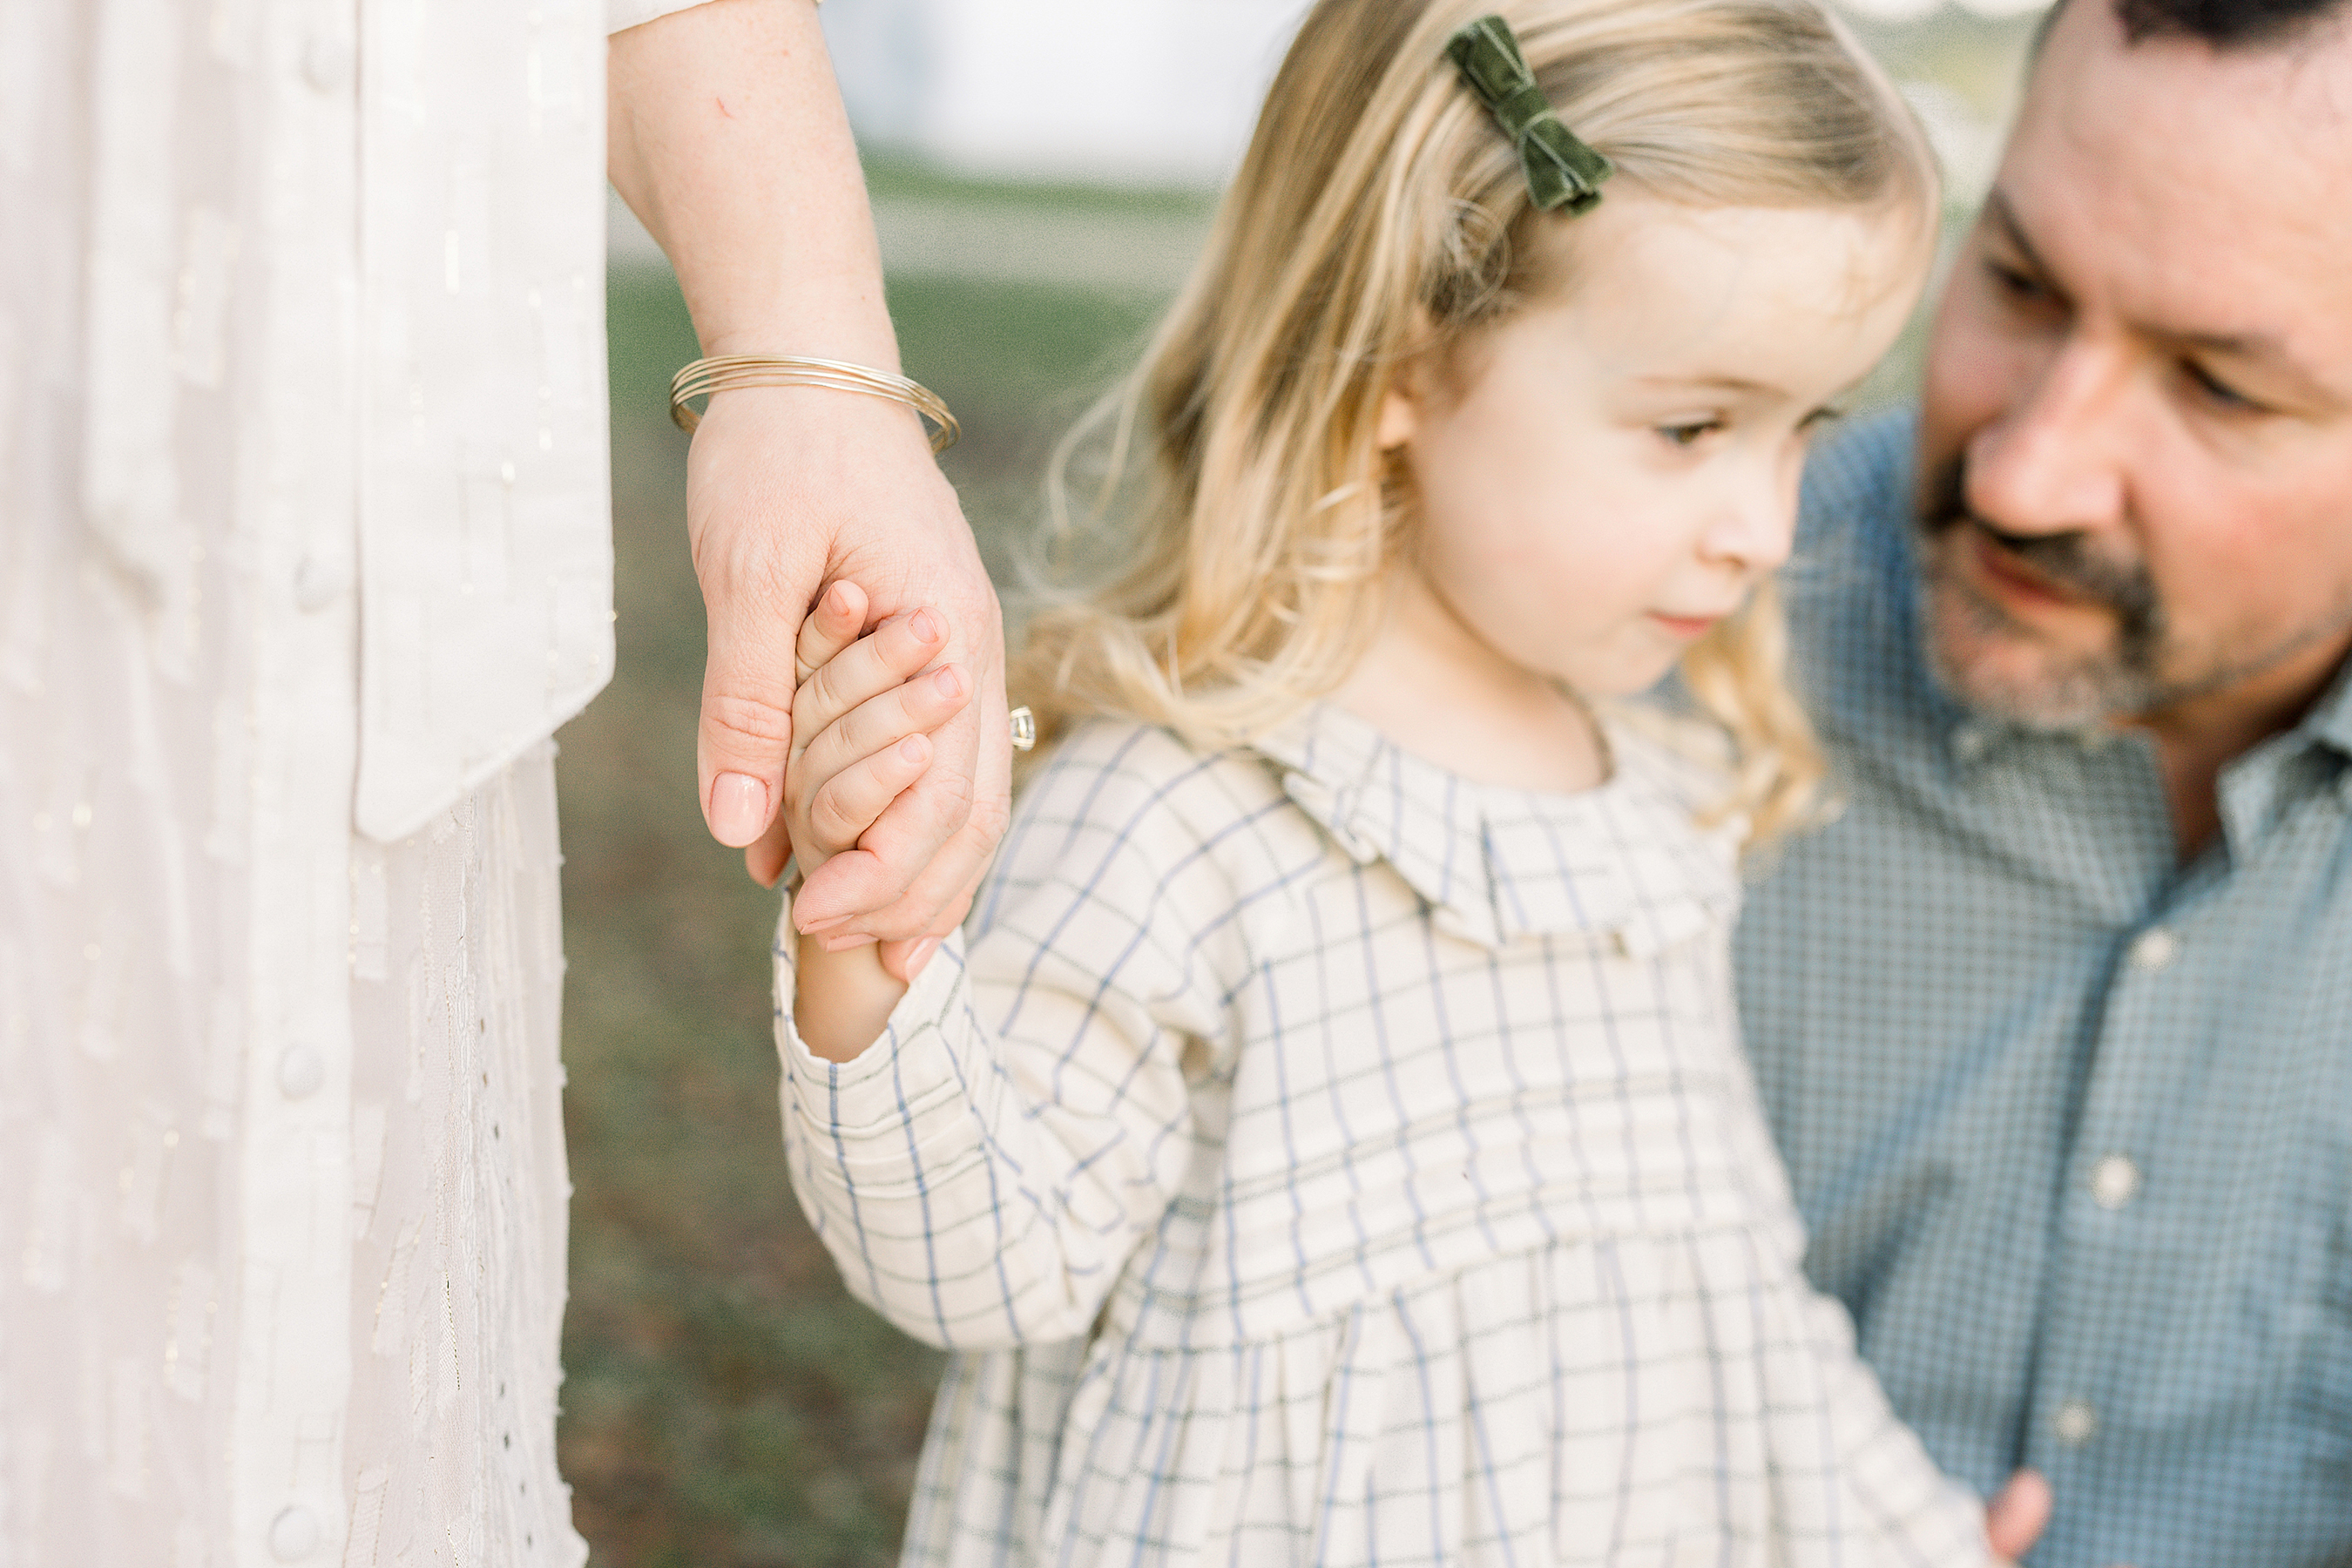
[{"x1": 1010, "y1": 0, "x2": 1936, "y2": 843}]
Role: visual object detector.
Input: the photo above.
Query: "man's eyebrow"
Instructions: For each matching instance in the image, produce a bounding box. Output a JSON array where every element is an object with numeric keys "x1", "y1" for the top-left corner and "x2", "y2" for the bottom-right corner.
[{"x1": 1984, "y1": 186, "x2": 2338, "y2": 406}]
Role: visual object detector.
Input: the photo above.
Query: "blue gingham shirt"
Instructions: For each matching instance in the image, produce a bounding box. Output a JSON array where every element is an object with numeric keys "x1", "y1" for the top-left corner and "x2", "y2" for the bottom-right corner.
[{"x1": 1737, "y1": 409, "x2": 2352, "y2": 1568}]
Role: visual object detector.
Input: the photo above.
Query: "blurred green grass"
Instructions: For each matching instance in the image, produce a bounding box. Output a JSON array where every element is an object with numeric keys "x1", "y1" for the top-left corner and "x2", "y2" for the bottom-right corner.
[{"x1": 558, "y1": 263, "x2": 1166, "y2": 1567}]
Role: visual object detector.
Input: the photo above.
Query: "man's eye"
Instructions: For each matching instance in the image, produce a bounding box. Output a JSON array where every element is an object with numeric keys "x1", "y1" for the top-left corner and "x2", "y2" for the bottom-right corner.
[
  {"x1": 1985, "y1": 260, "x2": 2047, "y2": 304},
  {"x1": 1658, "y1": 419, "x2": 1721, "y2": 448},
  {"x1": 2183, "y1": 360, "x2": 2260, "y2": 414}
]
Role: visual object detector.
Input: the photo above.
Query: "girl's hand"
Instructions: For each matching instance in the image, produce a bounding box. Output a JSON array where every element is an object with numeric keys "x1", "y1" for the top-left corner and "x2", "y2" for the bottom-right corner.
[
  {"x1": 785, "y1": 586, "x2": 972, "y2": 1062},
  {"x1": 783, "y1": 583, "x2": 972, "y2": 889}
]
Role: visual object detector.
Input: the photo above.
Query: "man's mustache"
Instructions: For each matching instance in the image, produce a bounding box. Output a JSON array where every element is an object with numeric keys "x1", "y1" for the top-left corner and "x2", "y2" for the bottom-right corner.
[{"x1": 1920, "y1": 456, "x2": 2159, "y2": 632}]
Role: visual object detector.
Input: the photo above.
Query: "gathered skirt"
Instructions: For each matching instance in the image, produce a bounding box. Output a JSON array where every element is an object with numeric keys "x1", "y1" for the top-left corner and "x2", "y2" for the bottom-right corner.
[{"x1": 900, "y1": 1226, "x2": 1985, "y2": 1567}]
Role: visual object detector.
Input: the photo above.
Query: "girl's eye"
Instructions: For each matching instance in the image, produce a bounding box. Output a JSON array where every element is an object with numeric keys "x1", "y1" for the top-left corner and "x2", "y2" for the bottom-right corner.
[
  {"x1": 1658, "y1": 419, "x2": 1721, "y2": 449},
  {"x1": 1799, "y1": 406, "x2": 1847, "y2": 438}
]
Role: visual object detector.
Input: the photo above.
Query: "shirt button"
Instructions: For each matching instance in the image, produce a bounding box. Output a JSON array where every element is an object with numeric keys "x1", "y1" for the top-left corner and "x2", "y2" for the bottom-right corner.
[
  {"x1": 2128, "y1": 926, "x2": 2180, "y2": 971},
  {"x1": 301, "y1": 35, "x2": 351, "y2": 94},
  {"x1": 2053, "y1": 1399, "x2": 2099, "y2": 1447},
  {"x1": 2090, "y1": 1153, "x2": 2141, "y2": 1210},
  {"x1": 269, "y1": 1504, "x2": 322, "y2": 1560},
  {"x1": 276, "y1": 1044, "x2": 324, "y2": 1100},
  {"x1": 294, "y1": 556, "x2": 348, "y2": 612}
]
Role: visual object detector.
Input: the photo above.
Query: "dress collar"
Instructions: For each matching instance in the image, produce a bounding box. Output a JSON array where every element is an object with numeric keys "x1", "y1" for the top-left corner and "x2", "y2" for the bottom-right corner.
[{"x1": 1250, "y1": 703, "x2": 1740, "y2": 955}]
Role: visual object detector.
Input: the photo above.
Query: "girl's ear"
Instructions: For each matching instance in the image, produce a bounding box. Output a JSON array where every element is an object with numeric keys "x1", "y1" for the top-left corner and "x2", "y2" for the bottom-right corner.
[{"x1": 1375, "y1": 382, "x2": 1418, "y2": 451}]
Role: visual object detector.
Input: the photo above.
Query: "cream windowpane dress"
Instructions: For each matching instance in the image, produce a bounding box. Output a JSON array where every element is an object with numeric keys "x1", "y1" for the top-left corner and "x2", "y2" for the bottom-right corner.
[{"x1": 774, "y1": 709, "x2": 1992, "y2": 1565}]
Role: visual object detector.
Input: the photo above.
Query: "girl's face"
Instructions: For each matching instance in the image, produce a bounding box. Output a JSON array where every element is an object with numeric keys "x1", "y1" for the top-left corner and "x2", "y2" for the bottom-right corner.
[{"x1": 1380, "y1": 194, "x2": 1927, "y2": 700}]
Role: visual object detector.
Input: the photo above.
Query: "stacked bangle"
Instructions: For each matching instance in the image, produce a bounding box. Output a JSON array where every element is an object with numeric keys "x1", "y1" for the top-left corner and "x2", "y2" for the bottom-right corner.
[{"x1": 668, "y1": 355, "x2": 960, "y2": 454}]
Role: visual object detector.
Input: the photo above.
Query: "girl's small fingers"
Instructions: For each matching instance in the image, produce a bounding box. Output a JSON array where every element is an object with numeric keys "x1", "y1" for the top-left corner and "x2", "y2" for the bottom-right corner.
[
  {"x1": 804, "y1": 733, "x2": 934, "y2": 860},
  {"x1": 819, "y1": 931, "x2": 879, "y2": 954},
  {"x1": 794, "y1": 579, "x2": 869, "y2": 688},
  {"x1": 793, "y1": 606, "x2": 950, "y2": 747},
  {"x1": 797, "y1": 663, "x2": 971, "y2": 796}
]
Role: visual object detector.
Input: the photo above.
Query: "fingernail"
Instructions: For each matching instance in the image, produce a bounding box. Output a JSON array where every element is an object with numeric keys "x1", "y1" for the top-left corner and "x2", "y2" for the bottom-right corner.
[
  {"x1": 709, "y1": 773, "x2": 768, "y2": 848},
  {"x1": 906, "y1": 937, "x2": 942, "y2": 978},
  {"x1": 822, "y1": 932, "x2": 879, "y2": 953},
  {"x1": 932, "y1": 664, "x2": 965, "y2": 700},
  {"x1": 827, "y1": 581, "x2": 854, "y2": 614},
  {"x1": 898, "y1": 735, "x2": 927, "y2": 765},
  {"x1": 909, "y1": 607, "x2": 943, "y2": 645}
]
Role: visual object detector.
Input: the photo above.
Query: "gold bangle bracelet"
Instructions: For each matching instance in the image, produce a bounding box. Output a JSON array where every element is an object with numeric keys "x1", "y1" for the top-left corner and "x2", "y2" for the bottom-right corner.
[{"x1": 667, "y1": 354, "x2": 960, "y2": 454}]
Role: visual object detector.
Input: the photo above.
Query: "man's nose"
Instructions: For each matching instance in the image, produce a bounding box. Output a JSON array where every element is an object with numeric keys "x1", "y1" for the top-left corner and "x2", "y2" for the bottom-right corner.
[{"x1": 1963, "y1": 337, "x2": 2129, "y2": 537}]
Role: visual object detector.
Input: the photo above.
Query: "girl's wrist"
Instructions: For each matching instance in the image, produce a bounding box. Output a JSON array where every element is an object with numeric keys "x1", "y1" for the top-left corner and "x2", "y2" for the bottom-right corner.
[{"x1": 793, "y1": 929, "x2": 909, "y2": 1064}]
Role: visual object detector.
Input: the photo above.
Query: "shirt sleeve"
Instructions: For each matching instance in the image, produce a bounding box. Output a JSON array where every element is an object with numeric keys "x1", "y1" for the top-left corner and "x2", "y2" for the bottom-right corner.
[
  {"x1": 606, "y1": 0, "x2": 771, "y2": 37},
  {"x1": 773, "y1": 733, "x2": 1247, "y2": 1352}
]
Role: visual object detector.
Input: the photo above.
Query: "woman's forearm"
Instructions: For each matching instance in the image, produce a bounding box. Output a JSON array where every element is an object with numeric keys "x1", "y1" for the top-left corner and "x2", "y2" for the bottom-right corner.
[{"x1": 607, "y1": 0, "x2": 899, "y2": 366}]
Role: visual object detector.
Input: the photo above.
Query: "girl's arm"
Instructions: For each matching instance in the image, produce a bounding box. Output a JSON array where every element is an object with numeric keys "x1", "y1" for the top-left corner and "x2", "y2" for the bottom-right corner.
[
  {"x1": 774, "y1": 721, "x2": 1249, "y2": 1352},
  {"x1": 779, "y1": 585, "x2": 971, "y2": 1058}
]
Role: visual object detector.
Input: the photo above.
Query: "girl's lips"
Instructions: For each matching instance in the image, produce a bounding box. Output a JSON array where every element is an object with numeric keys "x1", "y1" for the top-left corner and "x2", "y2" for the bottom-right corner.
[{"x1": 1650, "y1": 611, "x2": 1728, "y2": 639}]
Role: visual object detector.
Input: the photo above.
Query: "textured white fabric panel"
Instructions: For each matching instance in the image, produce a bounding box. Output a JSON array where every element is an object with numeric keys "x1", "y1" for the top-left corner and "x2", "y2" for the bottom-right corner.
[
  {"x1": 342, "y1": 750, "x2": 585, "y2": 1568},
  {"x1": 0, "y1": 2, "x2": 587, "y2": 1562}
]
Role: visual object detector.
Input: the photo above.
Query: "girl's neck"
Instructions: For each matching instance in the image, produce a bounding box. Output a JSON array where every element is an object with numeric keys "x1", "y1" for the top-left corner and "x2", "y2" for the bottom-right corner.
[{"x1": 1328, "y1": 572, "x2": 1606, "y2": 794}]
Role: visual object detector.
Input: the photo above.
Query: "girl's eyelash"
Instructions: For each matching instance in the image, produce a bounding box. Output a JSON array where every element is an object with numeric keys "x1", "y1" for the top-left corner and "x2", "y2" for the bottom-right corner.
[{"x1": 1659, "y1": 419, "x2": 1721, "y2": 447}]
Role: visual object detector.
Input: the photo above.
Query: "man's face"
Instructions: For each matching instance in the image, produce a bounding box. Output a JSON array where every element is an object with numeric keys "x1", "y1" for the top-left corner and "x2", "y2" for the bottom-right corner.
[{"x1": 1916, "y1": 0, "x2": 2352, "y2": 730}]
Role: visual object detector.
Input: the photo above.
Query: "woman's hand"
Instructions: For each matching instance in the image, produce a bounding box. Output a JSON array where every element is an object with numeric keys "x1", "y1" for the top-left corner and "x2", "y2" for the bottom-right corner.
[{"x1": 609, "y1": 0, "x2": 1011, "y2": 976}]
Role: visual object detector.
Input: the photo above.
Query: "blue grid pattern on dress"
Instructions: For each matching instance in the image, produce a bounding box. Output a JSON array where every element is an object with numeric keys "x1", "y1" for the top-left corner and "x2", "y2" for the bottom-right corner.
[
  {"x1": 1737, "y1": 408, "x2": 2352, "y2": 1568},
  {"x1": 775, "y1": 705, "x2": 1989, "y2": 1565}
]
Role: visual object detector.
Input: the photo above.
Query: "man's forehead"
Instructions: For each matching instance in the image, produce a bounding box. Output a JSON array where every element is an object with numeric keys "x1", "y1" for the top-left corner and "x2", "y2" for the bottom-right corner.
[
  {"x1": 1997, "y1": 0, "x2": 2352, "y2": 365},
  {"x1": 2023, "y1": 0, "x2": 2352, "y2": 177}
]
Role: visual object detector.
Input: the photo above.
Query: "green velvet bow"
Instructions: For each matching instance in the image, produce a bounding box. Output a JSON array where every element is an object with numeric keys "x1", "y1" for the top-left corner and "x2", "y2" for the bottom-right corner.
[{"x1": 1445, "y1": 15, "x2": 1613, "y2": 215}]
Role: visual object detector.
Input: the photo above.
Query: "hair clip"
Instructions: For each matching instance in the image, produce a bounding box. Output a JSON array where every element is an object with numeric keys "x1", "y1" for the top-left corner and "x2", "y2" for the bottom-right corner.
[{"x1": 1445, "y1": 15, "x2": 1613, "y2": 215}]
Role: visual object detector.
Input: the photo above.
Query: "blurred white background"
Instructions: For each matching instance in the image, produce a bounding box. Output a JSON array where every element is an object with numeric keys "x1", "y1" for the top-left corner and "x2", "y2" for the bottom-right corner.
[
  {"x1": 813, "y1": 0, "x2": 2038, "y2": 192},
  {"x1": 612, "y1": 1, "x2": 2045, "y2": 292}
]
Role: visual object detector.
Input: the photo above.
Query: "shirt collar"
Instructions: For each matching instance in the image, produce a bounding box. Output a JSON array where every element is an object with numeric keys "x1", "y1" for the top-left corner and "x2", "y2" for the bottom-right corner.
[{"x1": 1250, "y1": 702, "x2": 1740, "y2": 954}]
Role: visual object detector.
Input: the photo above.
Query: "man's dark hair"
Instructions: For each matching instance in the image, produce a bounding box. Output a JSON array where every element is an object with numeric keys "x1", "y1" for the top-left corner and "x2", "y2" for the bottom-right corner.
[{"x1": 2111, "y1": 0, "x2": 2346, "y2": 45}]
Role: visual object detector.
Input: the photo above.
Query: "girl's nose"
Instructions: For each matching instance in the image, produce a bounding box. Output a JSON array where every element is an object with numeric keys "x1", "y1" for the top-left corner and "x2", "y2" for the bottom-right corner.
[{"x1": 1699, "y1": 456, "x2": 1800, "y2": 575}]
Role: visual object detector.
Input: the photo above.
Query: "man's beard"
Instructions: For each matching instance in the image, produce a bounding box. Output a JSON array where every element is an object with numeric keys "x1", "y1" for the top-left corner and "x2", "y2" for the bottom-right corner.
[
  {"x1": 1917, "y1": 457, "x2": 2352, "y2": 730},
  {"x1": 1916, "y1": 456, "x2": 2173, "y2": 729}
]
